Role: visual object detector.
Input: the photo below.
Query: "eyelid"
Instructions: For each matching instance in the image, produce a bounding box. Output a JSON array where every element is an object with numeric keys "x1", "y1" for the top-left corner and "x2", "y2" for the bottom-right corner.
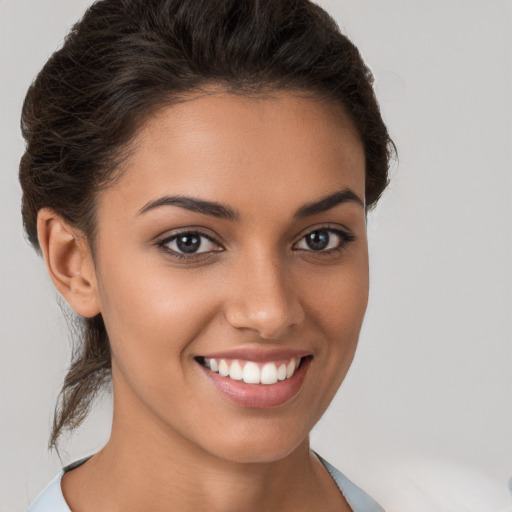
[
  {"x1": 293, "y1": 223, "x2": 354, "y2": 242},
  {"x1": 153, "y1": 223, "x2": 355, "y2": 261},
  {"x1": 292, "y1": 224, "x2": 356, "y2": 252},
  {"x1": 156, "y1": 227, "x2": 225, "y2": 257},
  {"x1": 155, "y1": 226, "x2": 224, "y2": 244}
]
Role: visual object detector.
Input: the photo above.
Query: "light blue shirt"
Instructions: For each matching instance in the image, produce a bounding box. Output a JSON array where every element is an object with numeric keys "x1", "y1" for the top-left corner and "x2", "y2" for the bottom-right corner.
[{"x1": 27, "y1": 453, "x2": 385, "y2": 511}]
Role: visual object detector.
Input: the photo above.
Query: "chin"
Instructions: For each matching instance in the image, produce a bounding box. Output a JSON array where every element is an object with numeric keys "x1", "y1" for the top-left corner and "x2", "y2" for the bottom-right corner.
[
  {"x1": 215, "y1": 439, "x2": 307, "y2": 465},
  {"x1": 194, "y1": 416, "x2": 312, "y2": 465}
]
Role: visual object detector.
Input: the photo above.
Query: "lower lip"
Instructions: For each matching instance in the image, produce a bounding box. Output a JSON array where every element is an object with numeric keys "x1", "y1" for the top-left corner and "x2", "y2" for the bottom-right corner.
[{"x1": 199, "y1": 358, "x2": 311, "y2": 409}]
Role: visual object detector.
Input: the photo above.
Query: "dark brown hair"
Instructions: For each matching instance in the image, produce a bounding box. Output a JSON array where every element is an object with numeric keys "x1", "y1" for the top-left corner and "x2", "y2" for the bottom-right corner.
[{"x1": 19, "y1": 0, "x2": 395, "y2": 450}]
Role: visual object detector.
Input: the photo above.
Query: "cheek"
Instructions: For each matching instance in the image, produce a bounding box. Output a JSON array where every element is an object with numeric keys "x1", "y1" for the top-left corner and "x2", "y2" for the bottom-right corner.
[
  {"x1": 96, "y1": 254, "x2": 222, "y2": 371},
  {"x1": 96, "y1": 258, "x2": 228, "y2": 429},
  {"x1": 301, "y1": 248, "x2": 369, "y2": 381},
  {"x1": 323, "y1": 270, "x2": 369, "y2": 339},
  {"x1": 303, "y1": 248, "x2": 369, "y2": 337}
]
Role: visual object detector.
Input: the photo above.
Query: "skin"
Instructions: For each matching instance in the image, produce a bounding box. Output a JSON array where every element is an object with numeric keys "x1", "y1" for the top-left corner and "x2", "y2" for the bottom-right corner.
[{"x1": 38, "y1": 91, "x2": 368, "y2": 512}]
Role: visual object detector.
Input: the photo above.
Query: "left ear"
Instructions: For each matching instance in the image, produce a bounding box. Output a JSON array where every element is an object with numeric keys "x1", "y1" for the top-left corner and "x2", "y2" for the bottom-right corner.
[{"x1": 37, "y1": 208, "x2": 101, "y2": 318}]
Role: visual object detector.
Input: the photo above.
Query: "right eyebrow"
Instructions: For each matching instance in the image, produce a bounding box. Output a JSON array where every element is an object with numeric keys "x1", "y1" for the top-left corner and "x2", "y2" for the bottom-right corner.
[{"x1": 137, "y1": 195, "x2": 240, "y2": 220}]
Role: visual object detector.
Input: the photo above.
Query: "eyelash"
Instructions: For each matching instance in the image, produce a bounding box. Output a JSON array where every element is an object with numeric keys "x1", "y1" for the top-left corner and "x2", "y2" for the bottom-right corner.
[
  {"x1": 157, "y1": 226, "x2": 355, "y2": 262},
  {"x1": 293, "y1": 227, "x2": 355, "y2": 255},
  {"x1": 157, "y1": 230, "x2": 222, "y2": 262}
]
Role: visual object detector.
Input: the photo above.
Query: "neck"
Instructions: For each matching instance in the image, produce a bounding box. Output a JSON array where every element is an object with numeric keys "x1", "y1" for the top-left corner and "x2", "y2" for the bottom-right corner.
[{"x1": 91, "y1": 423, "x2": 316, "y2": 511}]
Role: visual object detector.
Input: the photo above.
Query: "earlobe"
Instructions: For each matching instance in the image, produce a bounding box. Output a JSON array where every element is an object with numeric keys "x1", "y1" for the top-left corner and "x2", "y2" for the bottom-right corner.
[{"x1": 37, "y1": 208, "x2": 101, "y2": 318}]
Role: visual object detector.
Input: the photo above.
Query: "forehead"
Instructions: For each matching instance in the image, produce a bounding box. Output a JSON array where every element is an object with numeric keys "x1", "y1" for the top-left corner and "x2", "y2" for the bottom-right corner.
[{"x1": 99, "y1": 92, "x2": 365, "y2": 217}]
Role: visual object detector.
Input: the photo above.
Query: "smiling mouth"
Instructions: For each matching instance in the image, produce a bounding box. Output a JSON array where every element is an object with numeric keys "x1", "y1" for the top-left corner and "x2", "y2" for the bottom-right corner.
[{"x1": 195, "y1": 356, "x2": 310, "y2": 385}]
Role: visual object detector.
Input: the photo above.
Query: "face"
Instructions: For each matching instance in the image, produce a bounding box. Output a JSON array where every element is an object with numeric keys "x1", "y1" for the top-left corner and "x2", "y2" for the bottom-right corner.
[{"x1": 91, "y1": 91, "x2": 368, "y2": 463}]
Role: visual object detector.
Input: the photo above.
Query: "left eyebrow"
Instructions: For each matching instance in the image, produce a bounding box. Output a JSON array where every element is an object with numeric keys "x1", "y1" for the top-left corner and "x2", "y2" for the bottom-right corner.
[{"x1": 293, "y1": 189, "x2": 364, "y2": 218}]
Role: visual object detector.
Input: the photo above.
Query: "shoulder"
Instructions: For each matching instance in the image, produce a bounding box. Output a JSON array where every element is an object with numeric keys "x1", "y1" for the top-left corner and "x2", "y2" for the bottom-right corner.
[
  {"x1": 26, "y1": 471, "x2": 70, "y2": 512},
  {"x1": 317, "y1": 454, "x2": 386, "y2": 512},
  {"x1": 26, "y1": 457, "x2": 91, "y2": 512}
]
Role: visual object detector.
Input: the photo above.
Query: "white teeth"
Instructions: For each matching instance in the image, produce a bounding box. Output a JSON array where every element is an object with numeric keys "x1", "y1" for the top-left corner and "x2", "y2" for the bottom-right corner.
[
  {"x1": 277, "y1": 363, "x2": 287, "y2": 381},
  {"x1": 286, "y1": 359, "x2": 296, "y2": 378},
  {"x1": 218, "y1": 359, "x2": 229, "y2": 377},
  {"x1": 260, "y1": 362, "x2": 278, "y2": 385},
  {"x1": 229, "y1": 360, "x2": 243, "y2": 380},
  {"x1": 202, "y1": 356, "x2": 303, "y2": 385},
  {"x1": 242, "y1": 362, "x2": 260, "y2": 384},
  {"x1": 209, "y1": 358, "x2": 219, "y2": 372}
]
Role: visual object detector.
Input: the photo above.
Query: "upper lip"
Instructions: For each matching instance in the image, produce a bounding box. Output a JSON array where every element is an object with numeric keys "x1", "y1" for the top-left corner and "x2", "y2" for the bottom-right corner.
[{"x1": 198, "y1": 347, "x2": 312, "y2": 362}]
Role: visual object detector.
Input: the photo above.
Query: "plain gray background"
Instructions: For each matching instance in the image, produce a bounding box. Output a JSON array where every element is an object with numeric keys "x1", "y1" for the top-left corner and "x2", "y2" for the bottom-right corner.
[{"x1": 1, "y1": 1, "x2": 511, "y2": 511}]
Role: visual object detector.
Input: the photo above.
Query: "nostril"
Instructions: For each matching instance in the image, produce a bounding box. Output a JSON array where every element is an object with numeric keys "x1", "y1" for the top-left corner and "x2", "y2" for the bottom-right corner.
[{"x1": 223, "y1": 270, "x2": 305, "y2": 338}]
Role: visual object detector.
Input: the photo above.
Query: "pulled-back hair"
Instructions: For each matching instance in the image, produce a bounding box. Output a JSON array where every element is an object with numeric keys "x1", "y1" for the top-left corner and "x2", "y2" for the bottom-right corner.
[{"x1": 19, "y1": 0, "x2": 394, "y2": 450}]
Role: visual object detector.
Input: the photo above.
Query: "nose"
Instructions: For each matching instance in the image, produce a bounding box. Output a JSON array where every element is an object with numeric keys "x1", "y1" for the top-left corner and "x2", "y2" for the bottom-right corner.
[{"x1": 223, "y1": 255, "x2": 305, "y2": 340}]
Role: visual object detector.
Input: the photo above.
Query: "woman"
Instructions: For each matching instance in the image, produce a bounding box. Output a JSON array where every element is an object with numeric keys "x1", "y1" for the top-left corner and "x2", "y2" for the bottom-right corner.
[{"x1": 21, "y1": 0, "x2": 394, "y2": 510}]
